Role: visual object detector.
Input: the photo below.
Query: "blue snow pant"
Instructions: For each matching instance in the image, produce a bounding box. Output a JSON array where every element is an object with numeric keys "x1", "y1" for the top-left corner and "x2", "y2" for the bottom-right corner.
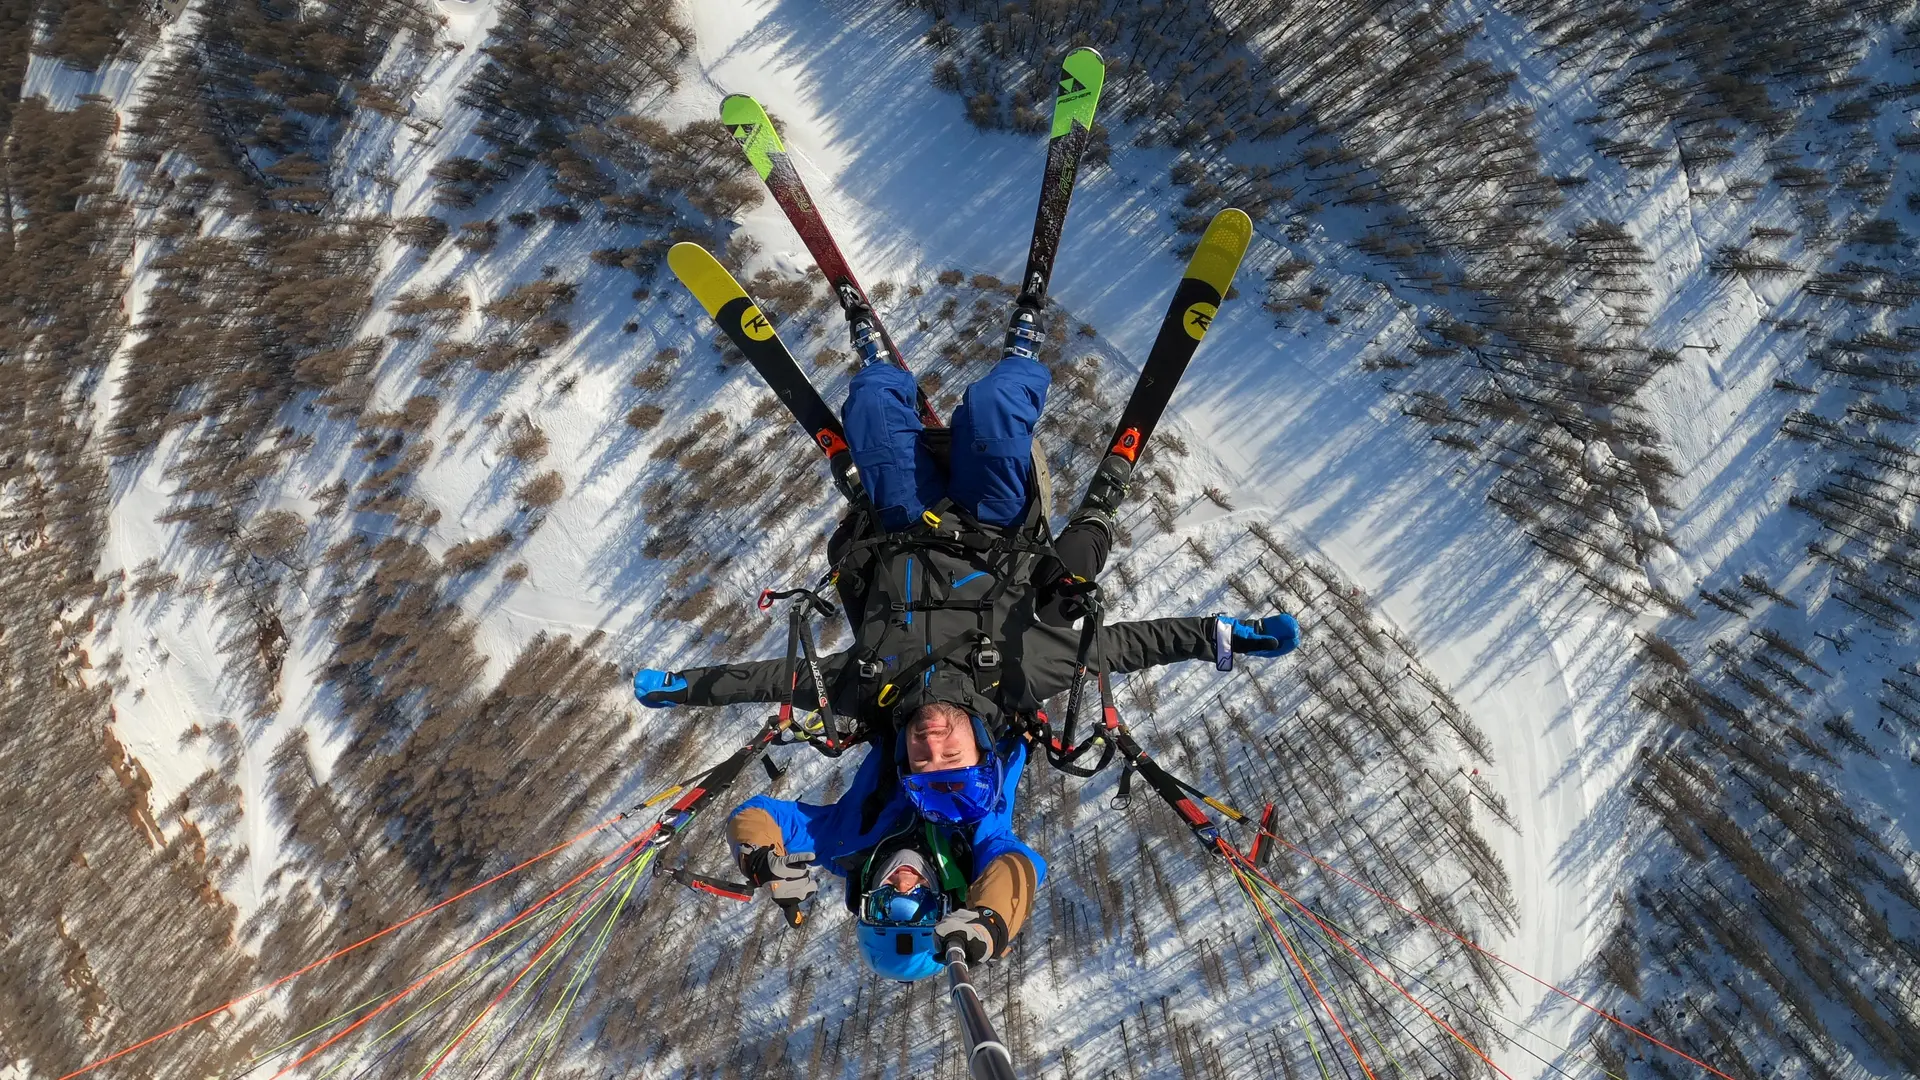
[{"x1": 842, "y1": 357, "x2": 1052, "y2": 532}]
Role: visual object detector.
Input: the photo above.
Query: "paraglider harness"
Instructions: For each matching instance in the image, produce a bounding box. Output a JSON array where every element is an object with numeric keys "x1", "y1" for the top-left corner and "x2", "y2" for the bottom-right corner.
[
  {"x1": 667, "y1": 442, "x2": 1279, "y2": 899},
  {"x1": 661, "y1": 512, "x2": 1278, "y2": 1080}
]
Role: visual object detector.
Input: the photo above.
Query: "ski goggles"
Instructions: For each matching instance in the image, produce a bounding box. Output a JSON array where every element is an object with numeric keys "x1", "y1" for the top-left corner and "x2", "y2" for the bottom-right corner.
[
  {"x1": 862, "y1": 883, "x2": 943, "y2": 927},
  {"x1": 900, "y1": 762, "x2": 1000, "y2": 826}
]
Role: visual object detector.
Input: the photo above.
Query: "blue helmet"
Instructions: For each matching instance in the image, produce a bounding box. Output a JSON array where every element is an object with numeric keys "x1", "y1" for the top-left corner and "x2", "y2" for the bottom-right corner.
[
  {"x1": 895, "y1": 712, "x2": 1004, "y2": 826},
  {"x1": 855, "y1": 850, "x2": 950, "y2": 982}
]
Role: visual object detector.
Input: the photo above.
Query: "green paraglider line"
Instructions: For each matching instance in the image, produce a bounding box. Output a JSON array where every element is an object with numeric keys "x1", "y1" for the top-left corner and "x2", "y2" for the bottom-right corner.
[
  {"x1": 1221, "y1": 845, "x2": 1376, "y2": 1079},
  {"x1": 516, "y1": 850, "x2": 655, "y2": 1080},
  {"x1": 411, "y1": 836, "x2": 663, "y2": 1080},
  {"x1": 224, "y1": 875, "x2": 591, "y2": 1079},
  {"x1": 60, "y1": 813, "x2": 634, "y2": 1080},
  {"x1": 1268, "y1": 889, "x2": 1411, "y2": 1080},
  {"x1": 1228, "y1": 855, "x2": 1338, "y2": 1080},
  {"x1": 1226, "y1": 844, "x2": 1509, "y2": 1079},
  {"x1": 473, "y1": 850, "x2": 655, "y2": 1080}
]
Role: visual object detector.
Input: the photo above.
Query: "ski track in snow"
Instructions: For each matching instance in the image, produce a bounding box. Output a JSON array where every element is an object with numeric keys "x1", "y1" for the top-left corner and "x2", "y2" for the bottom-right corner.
[{"x1": 32, "y1": 0, "x2": 1920, "y2": 1075}]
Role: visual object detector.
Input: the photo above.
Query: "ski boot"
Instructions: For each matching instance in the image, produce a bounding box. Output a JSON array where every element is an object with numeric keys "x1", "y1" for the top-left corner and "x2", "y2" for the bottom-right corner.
[
  {"x1": 1075, "y1": 456, "x2": 1130, "y2": 531},
  {"x1": 1001, "y1": 305, "x2": 1045, "y2": 363},
  {"x1": 848, "y1": 302, "x2": 891, "y2": 368}
]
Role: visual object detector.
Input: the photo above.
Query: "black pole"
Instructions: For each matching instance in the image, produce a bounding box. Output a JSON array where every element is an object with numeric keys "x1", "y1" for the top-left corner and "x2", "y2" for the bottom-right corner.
[{"x1": 944, "y1": 948, "x2": 1017, "y2": 1080}]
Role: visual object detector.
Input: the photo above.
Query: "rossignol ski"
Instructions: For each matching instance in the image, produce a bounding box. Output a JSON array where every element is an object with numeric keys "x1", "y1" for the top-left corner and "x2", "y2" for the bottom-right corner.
[
  {"x1": 720, "y1": 94, "x2": 941, "y2": 428},
  {"x1": 667, "y1": 242, "x2": 867, "y2": 507},
  {"x1": 1077, "y1": 207, "x2": 1253, "y2": 521}
]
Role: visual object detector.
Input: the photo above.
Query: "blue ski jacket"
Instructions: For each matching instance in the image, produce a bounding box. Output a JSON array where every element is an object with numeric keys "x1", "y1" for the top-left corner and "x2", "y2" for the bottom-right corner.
[{"x1": 729, "y1": 732, "x2": 1047, "y2": 899}]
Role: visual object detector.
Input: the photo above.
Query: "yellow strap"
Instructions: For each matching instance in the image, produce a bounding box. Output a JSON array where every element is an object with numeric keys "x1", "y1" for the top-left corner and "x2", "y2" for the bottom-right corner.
[
  {"x1": 877, "y1": 683, "x2": 899, "y2": 707},
  {"x1": 1199, "y1": 793, "x2": 1250, "y2": 822},
  {"x1": 639, "y1": 784, "x2": 685, "y2": 809},
  {"x1": 922, "y1": 509, "x2": 942, "y2": 529}
]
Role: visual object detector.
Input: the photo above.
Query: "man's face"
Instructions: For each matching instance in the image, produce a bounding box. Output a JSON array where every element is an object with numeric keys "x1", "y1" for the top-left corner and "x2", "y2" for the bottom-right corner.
[{"x1": 905, "y1": 708, "x2": 981, "y2": 774}]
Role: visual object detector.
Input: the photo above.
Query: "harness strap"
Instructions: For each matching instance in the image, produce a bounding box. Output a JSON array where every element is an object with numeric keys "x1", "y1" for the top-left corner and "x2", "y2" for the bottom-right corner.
[
  {"x1": 763, "y1": 584, "x2": 861, "y2": 755},
  {"x1": 926, "y1": 823, "x2": 970, "y2": 904},
  {"x1": 877, "y1": 630, "x2": 993, "y2": 708}
]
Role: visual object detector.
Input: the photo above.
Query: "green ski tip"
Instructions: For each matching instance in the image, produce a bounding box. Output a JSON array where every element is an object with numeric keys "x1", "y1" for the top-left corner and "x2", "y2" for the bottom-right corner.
[
  {"x1": 720, "y1": 94, "x2": 783, "y2": 182},
  {"x1": 1051, "y1": 47, "x2": 1106, "y2": 139}
]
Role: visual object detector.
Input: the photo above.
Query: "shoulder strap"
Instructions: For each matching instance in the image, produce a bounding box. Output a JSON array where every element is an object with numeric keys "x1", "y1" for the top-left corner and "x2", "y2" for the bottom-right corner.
[{"x1": 926, "y1": 822, "x2": 969, "y2": 904}]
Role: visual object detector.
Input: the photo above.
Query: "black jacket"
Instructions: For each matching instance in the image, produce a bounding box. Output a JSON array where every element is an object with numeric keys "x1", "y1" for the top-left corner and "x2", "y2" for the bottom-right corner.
[{"x1": 674, "y1": 514, "x2": 1219, "y2": 723}]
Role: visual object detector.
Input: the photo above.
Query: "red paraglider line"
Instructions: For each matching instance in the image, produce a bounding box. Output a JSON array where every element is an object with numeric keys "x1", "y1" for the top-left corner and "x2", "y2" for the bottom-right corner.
[
  {"x1": 1253, "y1": 824, "x2": 1739, "y2": 1080},
  {"x1": 58, "y1": 813, "x2": 629, "y2": 1080}
]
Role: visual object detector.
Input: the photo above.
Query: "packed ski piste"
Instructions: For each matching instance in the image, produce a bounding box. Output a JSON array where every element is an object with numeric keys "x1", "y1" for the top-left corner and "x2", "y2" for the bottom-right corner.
[{"x1": 65, "y1": 50, "x2": 1743, "y2": 1080}]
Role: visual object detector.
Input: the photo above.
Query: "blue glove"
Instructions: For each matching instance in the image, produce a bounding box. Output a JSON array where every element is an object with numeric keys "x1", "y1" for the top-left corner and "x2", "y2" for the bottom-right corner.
[
  {"x1": 1225, "y1": 614, "x2": 1300, "y2": 658},
  {"x1": 633, "y1": 669, "x2": 688, "y2": 708}
]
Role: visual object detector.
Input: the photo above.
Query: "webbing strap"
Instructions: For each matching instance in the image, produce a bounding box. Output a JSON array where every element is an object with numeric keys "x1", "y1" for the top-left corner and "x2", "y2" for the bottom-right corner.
[
  {"x1": 763, "y1": 584, "x2": 859, "y2": 755},
  {"x1": 926, "y1": 822, "x2": 970, "y2": 904},
  {"x1": 876, "y1": 630, "x2": 990, "y2": 708}
]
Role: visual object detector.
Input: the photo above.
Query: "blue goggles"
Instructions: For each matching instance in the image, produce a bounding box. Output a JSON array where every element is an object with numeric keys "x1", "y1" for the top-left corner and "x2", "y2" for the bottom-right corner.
[
  {"x1": 862, "y1": 883, "x2": 944, "y2": 927},
  {"x1": 900, "y1": 762, "x2": 1000, "y2": 826}
]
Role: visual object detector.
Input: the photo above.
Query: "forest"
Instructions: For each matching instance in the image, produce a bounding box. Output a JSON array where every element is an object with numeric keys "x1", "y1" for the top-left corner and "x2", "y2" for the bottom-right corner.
[{"x1": 3, "y1": 0, "x2": 1919, "y2": 1078}]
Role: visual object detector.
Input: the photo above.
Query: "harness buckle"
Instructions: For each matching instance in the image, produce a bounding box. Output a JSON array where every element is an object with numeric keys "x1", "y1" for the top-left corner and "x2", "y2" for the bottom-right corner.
[
  {"x1": 857, "y1": 658, "x2": 883, "y2": 681},
  {"x1": 973, "y1": 645, "x2": 1001, "y2": 670}
]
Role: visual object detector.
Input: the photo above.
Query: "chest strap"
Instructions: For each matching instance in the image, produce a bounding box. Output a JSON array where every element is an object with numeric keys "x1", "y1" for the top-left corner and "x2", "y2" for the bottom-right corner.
[{"x1": 875, "y1": 630, "x2": 996, "y2": 709}]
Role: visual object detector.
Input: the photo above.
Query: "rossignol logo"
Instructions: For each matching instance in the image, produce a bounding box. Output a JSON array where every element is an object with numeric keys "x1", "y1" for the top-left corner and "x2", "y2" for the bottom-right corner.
[
  {"x1": 1060, "y1": 75, "x2": 1089, "y2": 98},
  {"x1": 740, "y1": 305, "x2": 775, "y2": 341},
  {"x1": 1183, "y1": 301, "x2": 1218, "y2": 341}
]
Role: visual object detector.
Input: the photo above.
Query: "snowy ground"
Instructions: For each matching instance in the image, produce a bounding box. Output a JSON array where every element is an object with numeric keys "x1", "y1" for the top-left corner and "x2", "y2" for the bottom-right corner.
[{"x1": 29, "y1": 0, "x2": 1919, "y2": 1076}]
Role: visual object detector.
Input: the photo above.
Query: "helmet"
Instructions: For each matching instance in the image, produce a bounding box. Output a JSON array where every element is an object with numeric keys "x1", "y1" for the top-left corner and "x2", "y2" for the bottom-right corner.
[
  {"x1": 895, "y1": 711, "x2": 1004, "y2": 826},
  {"x1": 855, "y1": 850, "x2": 949, "y2": 982}
]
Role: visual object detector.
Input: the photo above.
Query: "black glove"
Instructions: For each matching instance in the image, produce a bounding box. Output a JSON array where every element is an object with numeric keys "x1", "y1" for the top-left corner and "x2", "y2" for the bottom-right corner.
[
  {"x1": 739, "y1": 847, "x2": 817, "y2": 926},
  {"x1": 935, "y1": 907, "x2": 1008, "y2": 965}
]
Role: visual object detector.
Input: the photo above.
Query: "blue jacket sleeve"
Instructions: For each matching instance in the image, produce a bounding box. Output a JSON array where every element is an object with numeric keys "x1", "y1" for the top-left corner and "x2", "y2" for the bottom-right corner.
[{"x1": 966, "y1": 739, "x2": 1047, "y2": 886}]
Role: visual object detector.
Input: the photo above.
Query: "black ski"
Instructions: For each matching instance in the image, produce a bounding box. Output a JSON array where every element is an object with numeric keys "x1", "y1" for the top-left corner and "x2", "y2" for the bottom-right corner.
[
  {"x1": 667, "y1": 242, "x2": 866, "y2": 507},
  {"x1": 1014, "y1": 46, "x2": 1108, "y2": 311},
  {"x1": 1078, "y1": 208, "x2": 1254, "y2": 521}
]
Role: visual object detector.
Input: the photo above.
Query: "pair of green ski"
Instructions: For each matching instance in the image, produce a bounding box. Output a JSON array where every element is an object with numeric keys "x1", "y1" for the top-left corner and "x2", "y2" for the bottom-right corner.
[{"x1": 666, "y1": 47, "x2": 1252, "y2": 518}]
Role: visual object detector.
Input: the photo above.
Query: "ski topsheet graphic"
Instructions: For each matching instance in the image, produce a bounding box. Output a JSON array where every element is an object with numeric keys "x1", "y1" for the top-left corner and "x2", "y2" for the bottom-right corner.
[
  {"x1": 1017, "y1": 47, "x2": 1107, "y2": 310},
  {"x1": 720, "y1": 94, "x2": 940, "y2": 428},
  {"x1": 667, "y1": 241, "x2": 867, "y2": 506},
  {"x1": 1078, "y1": 207, "x2": 1253, "y2": 520}
]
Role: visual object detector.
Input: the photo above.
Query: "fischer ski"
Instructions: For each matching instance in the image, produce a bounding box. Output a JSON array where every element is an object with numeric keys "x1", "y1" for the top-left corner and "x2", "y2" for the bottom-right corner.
[
  {"x1": 1015, "y1": 47, "x2": 1107, "y2": 311},
  {"x1": 667, "y1": 242, "x2": 867, "y2": 507},
  {"x1": 720, "y1": 94, "x2": 941, "y2": 428},
  {"x1": 1078, "y1": 207, "x2": 1253, "y2": 521}
]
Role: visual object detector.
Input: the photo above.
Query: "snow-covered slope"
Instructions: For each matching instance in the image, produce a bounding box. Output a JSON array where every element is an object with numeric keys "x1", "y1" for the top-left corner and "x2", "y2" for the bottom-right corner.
[{"x1": 15, "y1": 0, "x2": 1920, "y2": 1077}]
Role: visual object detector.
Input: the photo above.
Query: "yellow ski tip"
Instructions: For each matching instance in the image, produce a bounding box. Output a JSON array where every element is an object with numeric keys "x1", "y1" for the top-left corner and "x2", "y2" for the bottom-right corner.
[
  {"x1": 1186, "y1": 208, "x2": 1253, "y2": 295},
  {"x1": 667, "y1": 242, "x2": 747, "y2": 320}
]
